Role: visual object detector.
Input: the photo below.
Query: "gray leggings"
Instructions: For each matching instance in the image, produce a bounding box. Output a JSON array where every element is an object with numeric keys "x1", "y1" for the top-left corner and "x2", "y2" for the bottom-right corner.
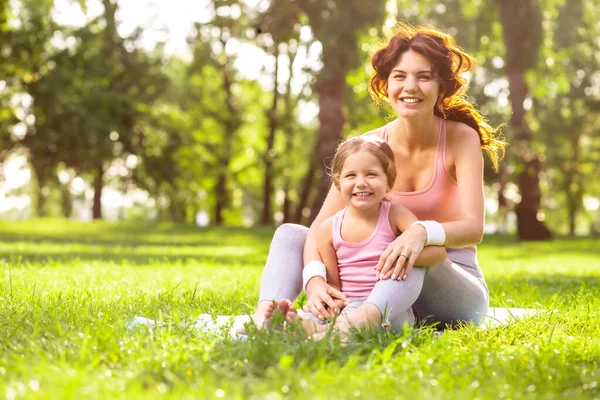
[{"x1": 258, "y1": 224, "x2": 489, "y2": 332}]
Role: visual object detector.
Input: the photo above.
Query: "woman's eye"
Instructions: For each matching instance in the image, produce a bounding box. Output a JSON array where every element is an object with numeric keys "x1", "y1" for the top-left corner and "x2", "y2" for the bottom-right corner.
[{"x1": 419, "y1": 75, "x2": 431, "y2": 81}]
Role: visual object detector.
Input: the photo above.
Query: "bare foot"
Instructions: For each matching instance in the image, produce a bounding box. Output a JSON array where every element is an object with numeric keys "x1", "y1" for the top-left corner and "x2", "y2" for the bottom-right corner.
[
  {"x1": 276, "y1": 299, "x2": 298, "y2": 325},
  {"x1": 310, "y1": 304, "x2": 381, "y2": 340},
  {"x1": 253, "y1": 300, "x2": 276, "y2": 329},
  {"x1": 236, "y1": 300, "x2": 276, "y2": 334}
]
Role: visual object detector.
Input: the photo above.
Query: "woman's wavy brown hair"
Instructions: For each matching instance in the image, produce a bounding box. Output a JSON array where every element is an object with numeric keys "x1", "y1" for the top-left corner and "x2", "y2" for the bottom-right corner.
[{"x1": 369, "y1": 23, "x2": 506, "y2": 171}]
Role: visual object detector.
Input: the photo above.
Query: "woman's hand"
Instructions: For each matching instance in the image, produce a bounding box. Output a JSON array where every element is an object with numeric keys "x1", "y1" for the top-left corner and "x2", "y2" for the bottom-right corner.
[
  {"x1": 304, "y1": 277, "x2": 349, "y2": 320},
  {"x1": 374, "y1": 224, "x2": 427, "y2": 280}
]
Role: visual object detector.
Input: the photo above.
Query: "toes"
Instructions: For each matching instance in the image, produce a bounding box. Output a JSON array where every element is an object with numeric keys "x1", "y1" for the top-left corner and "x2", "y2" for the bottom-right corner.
[{"x1": 277, "y1": 299, "x2": 294, "y2": 314}]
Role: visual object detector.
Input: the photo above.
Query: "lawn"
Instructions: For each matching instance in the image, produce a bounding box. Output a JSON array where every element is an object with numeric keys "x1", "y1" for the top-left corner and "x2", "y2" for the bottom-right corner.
[{"x1": 1, "y1": 219, "x2": 599, "y2": 399}]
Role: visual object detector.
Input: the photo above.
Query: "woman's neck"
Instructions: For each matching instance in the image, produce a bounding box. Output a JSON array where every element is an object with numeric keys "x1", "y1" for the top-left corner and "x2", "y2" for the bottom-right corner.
[{"x1": 388, "y1": 114, "x2": 439, "y2": 151}]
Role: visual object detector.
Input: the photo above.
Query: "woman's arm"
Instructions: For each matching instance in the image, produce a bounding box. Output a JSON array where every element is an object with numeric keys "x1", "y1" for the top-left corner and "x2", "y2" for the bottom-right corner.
[
  {"x1": 303, "y1": 184, "x2": 348, "y2": 318},
  {"x1": 376, "y1": 203, "x2": 447, "y2": 280},
  {"x1": 439, "y1": 121, "x2": 486, "y2": 247}
]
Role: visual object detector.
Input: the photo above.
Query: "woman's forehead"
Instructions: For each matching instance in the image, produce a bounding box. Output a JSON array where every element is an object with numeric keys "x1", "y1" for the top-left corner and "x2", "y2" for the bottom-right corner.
[{"x1": 393, "y1": 50, "x2": 434, "y2": 70}]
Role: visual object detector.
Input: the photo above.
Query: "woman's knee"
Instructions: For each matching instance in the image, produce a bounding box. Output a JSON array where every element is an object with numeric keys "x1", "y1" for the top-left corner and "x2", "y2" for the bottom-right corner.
[{"x1": 274, "y1": 223, "x2": 307, "y2": 240}]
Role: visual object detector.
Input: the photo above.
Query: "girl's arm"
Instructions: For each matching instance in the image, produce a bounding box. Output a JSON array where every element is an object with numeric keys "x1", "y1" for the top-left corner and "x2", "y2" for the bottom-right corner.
[
  {"x1": 316, "y1": 218, "x2": 341, "y2": 290},
  {"x1": 303, "y1": 184, "x2": 348, "y2": 318},
  {"x1": 312, "y1": 218, "x2": 347, "y2": 315}
]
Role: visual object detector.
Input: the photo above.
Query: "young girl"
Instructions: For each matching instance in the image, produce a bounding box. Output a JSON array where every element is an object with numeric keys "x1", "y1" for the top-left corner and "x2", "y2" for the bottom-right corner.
[{"x1": 266, "y1": 136, "x2": 446, "y2": 335}]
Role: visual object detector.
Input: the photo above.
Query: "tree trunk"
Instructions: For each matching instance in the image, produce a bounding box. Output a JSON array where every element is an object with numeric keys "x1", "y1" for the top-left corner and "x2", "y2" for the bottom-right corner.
[
  {"x1": 282, "y1": 177, "x2": 293, "y2": 223},
  {"x1": 514, "y1": 157, "x2": 551, "y2": 240},
  {"x1": 567, "y1": 180, "x2": 576, "y2": 236},
  {"x1": 295, "y1": 155, "x2": 317, "y2": 224},
  {"x1": 309, "y1": 74, "x2": 346, "y2": 222},
  {"x1": 30, "y1": 159, "x2": 49, "y2": 217},
  {"x1": 169, "y1": 196, "x2": 187, "y2": 223},
  {"x1": 261, "y1": 46, "x2": 280, "y2": 225},
  {"x1": 497, "y1": 0, "x2": 551, "y2": 240},
  {"x1": 60, "y1": 182, "x2": 73, "y2": 218},
  {"x1": 92, "y1": 163, "x2": 103, "y2": 219},
  {"x1": 281, "y1": 46, "x2": 300, "y2": 224},
  {"x1": 211, "y1": 35, "x2": 240, "y2": 226},
  {"x1": 566, "y1": 132, "x2": 582, "y2": 236},
  {"x1": 214, "y1": 173, "x2": 227, "y2": 225}
]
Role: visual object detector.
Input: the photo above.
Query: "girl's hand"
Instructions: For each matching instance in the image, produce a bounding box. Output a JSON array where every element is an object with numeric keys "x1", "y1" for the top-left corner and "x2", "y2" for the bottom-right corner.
[
  {"x1": 304, "y1": 277, "x2": 349, "y2": 320},
  {"x1": 374, "y1": 224, "x2": 427, "y2": 280}
]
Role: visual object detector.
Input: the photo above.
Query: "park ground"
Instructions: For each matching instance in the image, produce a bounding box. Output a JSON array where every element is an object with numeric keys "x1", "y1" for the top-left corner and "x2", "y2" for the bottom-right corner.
[{"x1": 1, "y1": 219, "x2": 599, "y2": 399}]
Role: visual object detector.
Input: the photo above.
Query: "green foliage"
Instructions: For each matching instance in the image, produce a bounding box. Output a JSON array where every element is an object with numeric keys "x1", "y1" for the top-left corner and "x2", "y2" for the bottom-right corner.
[
  {"x1": 1, "y1": 221, "x2": 600, "y2": 398},
  {"x1": 1, "y1": 0, "x2": 599, "y2": 233}
]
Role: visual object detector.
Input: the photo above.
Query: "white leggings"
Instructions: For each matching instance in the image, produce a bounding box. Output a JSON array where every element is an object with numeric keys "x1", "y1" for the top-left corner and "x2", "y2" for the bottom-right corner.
[{"x1": 258, "y1": 224, "x2": 489, "y2": 332}]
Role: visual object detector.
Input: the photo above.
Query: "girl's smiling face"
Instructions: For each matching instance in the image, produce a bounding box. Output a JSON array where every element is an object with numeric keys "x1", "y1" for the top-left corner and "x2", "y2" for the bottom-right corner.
[
  {"x1": 386, "y1": 50, "x2": 441, "y2": 118},
  {"x1": 338, "y1": 150, "x2": 390, "y2": 210}
]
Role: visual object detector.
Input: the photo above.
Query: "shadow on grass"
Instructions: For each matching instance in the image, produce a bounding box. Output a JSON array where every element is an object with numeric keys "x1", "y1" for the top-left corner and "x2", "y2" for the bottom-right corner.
[
  {"x1": 487, "y1": 273, "x2": 599, "y2": 304},
  {"x1": 0, "y1": 249, "x2": 269, "y2": 267},
  {"x1": 0, "y1": 224, "x2": 276, "y2": 266},
  {"x1": 0, "y1": 220, "x2": 277, "y2": 247},
  {"x1": 0, "y1": 233, "x2": 271, "y2": 249},
  {"x1": 481, "y1": 235, "x2": 599, "y2": 260}
]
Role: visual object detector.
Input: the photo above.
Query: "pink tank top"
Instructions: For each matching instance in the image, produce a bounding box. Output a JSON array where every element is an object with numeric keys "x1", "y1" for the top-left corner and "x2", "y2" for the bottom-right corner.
[
  {"x1": 332, "y1": 201, "x2": 397, "y2": 298},
  {"x1": 374, "y1": 118, "x2": 459, "y2": 222}
]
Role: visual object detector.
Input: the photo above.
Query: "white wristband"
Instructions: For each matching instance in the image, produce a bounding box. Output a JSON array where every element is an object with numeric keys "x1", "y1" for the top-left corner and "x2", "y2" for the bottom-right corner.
[
  {"x1": 302, "y1": 261, "x2": 327, "y2": 292},
  {"x1": 411, "y1": 220, "x2": 446, "y2": 246}
]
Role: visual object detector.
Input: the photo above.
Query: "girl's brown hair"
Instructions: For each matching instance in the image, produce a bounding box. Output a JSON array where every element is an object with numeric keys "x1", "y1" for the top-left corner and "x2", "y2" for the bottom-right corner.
[
  {"x1": 330, "y1": 136, "x2": 396, "y2": 190},
  {"x1": 369, "y1": 23, "x2": 506, "y2": 171}
]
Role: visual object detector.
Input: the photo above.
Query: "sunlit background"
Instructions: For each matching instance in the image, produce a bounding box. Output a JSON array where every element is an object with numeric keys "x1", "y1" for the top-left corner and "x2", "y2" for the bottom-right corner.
[{"x1": 1, "y1": 0, "x2": 599, "y2": 237}]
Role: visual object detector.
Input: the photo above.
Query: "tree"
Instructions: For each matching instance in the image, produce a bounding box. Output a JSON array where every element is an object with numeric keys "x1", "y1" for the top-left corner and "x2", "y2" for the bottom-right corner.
[
  {"x1": 495, "y1": 0, "x2": 552, "y2": 240},
  {"x1": 532, "y1": 0, "x2": 600, "y2": 234},
  {"x1": 295, "y1": 0, "x2": 386, "y2": 222},
  {"x1": 186, "y1": 0, "x2": 249, "y2": 225},
  {"x1": 255, "y1": 0, "x2": 302, "y2": 225}
]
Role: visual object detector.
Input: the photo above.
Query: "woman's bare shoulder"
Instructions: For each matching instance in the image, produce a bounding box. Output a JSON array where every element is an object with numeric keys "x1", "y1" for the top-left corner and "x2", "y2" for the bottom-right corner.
[
  {"x1": 359, "y1": 124, "x2": 387, "y2": 139},
  {"x1": 446, "y1": 120, "x2": 482, "y2": 150}
]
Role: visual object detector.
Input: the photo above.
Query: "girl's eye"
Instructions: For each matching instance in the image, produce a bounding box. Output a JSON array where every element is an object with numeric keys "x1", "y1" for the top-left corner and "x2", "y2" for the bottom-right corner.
[
  {"x1": 393, "y1": 74, "x2": 405, "y2": 80},
  {"x1": 419, "y1": 75, "x2": 432, "y2": 81}
]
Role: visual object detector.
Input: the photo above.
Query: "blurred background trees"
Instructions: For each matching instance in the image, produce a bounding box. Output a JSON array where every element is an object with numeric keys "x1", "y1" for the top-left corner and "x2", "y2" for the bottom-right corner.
[{"x1": 1, "y1": 0, "x2": 599, "y2": 237}]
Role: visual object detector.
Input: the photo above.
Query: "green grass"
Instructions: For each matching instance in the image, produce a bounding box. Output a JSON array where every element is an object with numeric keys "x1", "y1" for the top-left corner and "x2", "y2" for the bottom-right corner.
[{"x1": 1, "y1": 219, "x2": 599, "y2": 399}]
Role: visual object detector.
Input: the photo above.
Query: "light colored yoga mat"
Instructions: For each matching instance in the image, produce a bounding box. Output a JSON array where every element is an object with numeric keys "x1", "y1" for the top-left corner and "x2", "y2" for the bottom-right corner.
[
  {"x1": 480, "y1": 307, "x2": 541, "y2": 330},
  {"x1": 128, "y1": 307, "x2": 541, "y2": 337}
]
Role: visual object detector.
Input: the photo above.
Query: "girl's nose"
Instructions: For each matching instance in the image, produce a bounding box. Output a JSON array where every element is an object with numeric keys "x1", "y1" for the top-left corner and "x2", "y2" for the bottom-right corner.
[{"x1": 355, "y1": 175, "x2": 367, "y2": 186}]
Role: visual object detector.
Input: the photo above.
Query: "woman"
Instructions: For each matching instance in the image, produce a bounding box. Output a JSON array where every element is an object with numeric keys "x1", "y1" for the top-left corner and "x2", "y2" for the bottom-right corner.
[{"x1": 252, "y1": 23, "x2": 505, "y2": 334}]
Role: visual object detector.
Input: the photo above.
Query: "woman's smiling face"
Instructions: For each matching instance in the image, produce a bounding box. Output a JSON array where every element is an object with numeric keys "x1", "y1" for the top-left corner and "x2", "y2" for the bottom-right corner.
[{"x1": 386, "y1": 50, "x2": 441, "y2": 118}]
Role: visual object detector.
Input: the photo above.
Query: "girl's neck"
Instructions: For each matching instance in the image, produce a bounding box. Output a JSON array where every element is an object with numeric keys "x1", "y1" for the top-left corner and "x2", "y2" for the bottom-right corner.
[
  {"x1": 389, "y1": 114, "x2": 439, "y2": 150},
  {"x1": 346, "y1": 202, "x2": 381, "y2": 222}
]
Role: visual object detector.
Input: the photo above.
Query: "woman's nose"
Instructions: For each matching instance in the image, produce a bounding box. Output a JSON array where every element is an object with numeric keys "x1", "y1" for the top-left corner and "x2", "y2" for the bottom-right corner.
[{"x1": 404, "y1": 76, "x2": 418, "y2": 91}]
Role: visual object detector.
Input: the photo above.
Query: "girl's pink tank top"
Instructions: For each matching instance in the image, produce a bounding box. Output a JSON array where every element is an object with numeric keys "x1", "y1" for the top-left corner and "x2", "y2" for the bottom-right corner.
[
  {"x1": 374, "y1": 118, "x2": 459, "y2": 222},
  {"x1": 332, "y1": 201, "x2": 397, "y2": 298}
]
